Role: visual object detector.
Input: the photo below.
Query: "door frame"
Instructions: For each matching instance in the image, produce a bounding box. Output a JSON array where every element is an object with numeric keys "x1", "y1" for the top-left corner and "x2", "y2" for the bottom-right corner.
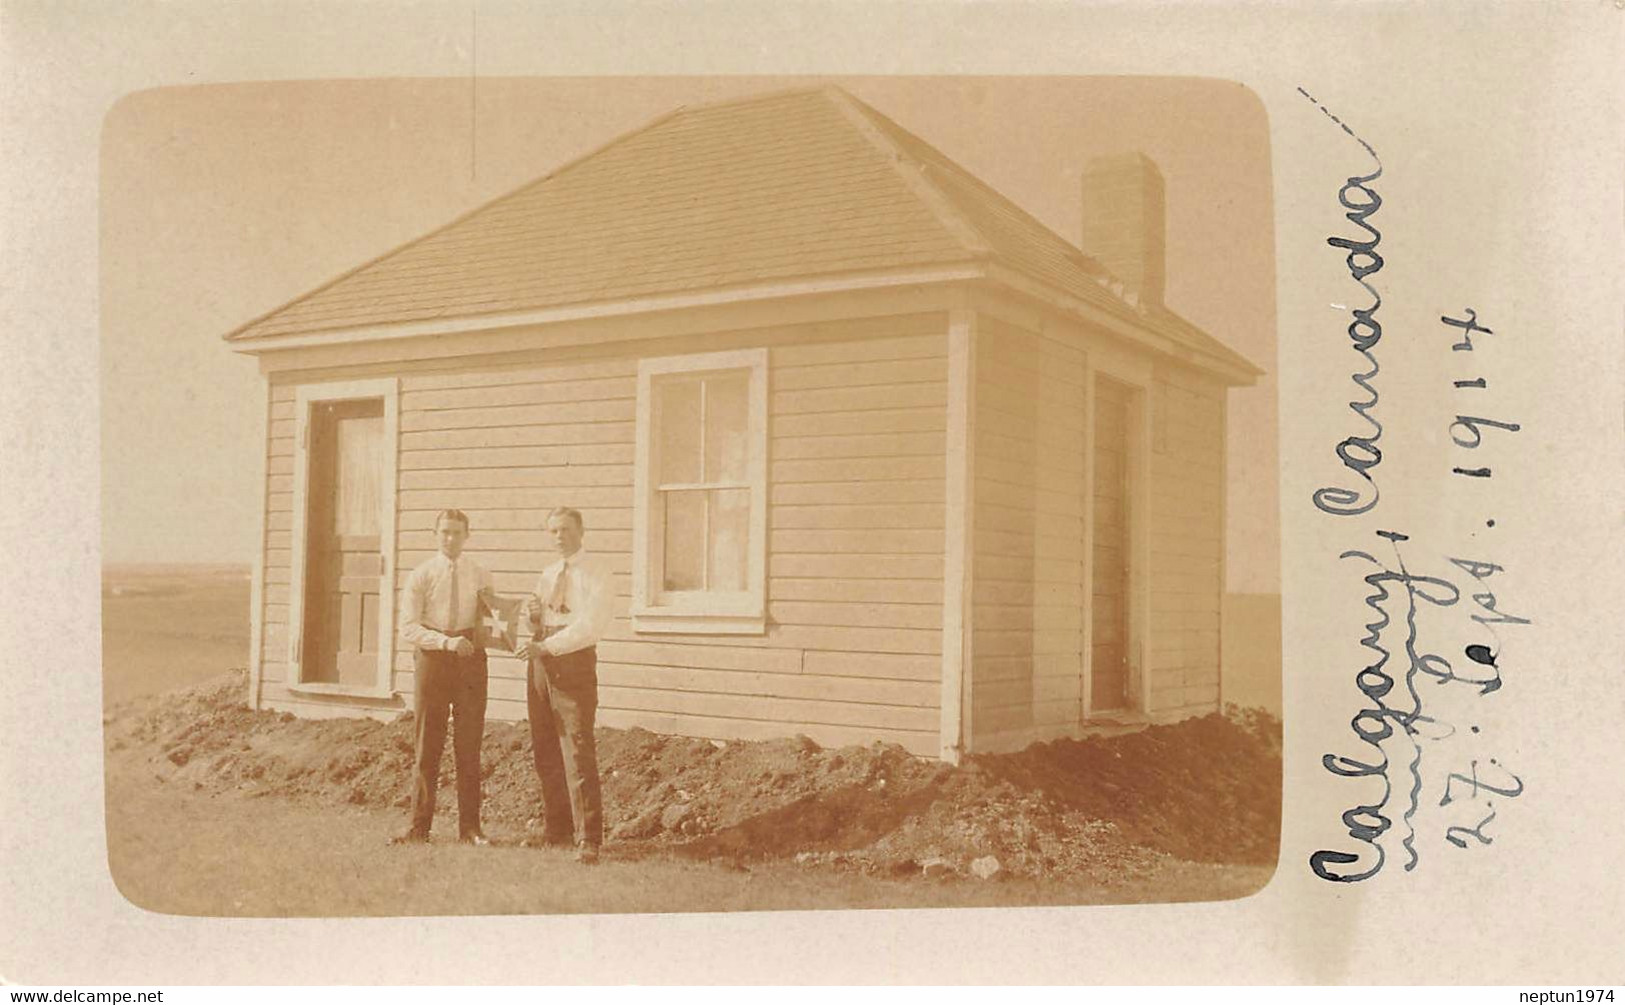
[
  {"x1": 1080, "y1": 348, "x2": 1151, "y2": 721},
  {"x1": 285, "y1": 378, "x2": 400, "y2": 697}
]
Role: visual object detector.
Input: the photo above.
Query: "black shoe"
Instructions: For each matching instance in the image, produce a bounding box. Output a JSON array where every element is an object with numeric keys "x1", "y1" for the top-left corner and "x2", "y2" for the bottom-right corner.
[
  {"x1": 388, "y1": 829, "x2": 430, "y2": 846},
  {"x1": 574, "y1": 842, "x2": 601, "y2": 865}
]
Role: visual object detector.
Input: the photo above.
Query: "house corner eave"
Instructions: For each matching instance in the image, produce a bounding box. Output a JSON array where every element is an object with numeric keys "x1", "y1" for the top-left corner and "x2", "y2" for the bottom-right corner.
[{"x1": 975, "y1": 266, "x2": 1262, "y2": 387}]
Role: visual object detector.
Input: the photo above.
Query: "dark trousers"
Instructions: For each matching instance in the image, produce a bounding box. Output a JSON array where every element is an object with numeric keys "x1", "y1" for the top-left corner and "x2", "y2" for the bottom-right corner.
[
  {"x1": 409, "y1": 643, "x2": 489, "y2": 837},
  {"x1": 526, "y1": 645, "x2": 603, "y2": 847}
]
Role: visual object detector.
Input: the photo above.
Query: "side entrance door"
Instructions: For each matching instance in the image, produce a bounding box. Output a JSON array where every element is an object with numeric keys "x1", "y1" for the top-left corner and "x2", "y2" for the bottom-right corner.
[
  {"x1": 1088, "y1": 375, "x2": 1137, "y2": 714},
  {"x1": 289, "y1": 381, "x2": 399, "y2": 692}
]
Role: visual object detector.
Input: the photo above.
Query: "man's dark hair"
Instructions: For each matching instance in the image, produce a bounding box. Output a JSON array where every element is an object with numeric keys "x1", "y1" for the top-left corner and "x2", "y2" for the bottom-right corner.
[{"x1": 434, "y1": 509, "x2": 471, "y2": 532}]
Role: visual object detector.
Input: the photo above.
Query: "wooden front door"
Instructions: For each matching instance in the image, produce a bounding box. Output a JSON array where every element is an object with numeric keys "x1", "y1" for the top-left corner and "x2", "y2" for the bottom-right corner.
[
  {"x1": 1089, "y1": 377, "x2": 1134, "y2": 713},
  {"x1": 300, "y1": 398, "x2": 386, "y2": 686}
]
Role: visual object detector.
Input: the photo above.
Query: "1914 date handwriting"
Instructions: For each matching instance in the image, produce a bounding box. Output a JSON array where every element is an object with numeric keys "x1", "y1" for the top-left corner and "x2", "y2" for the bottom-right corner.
[{"x1": 1444, "y1": 309, "x2": 1523, "y2": 478}]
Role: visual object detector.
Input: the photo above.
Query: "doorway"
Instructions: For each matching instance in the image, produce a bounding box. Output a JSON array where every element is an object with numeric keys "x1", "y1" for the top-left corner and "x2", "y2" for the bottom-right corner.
[
  {"x1": 289, "y1": 381, "x2": 398, "y2": 691},
  {"x1": 1089, "y1": 375, "x2": 1138, "y2": 714}
]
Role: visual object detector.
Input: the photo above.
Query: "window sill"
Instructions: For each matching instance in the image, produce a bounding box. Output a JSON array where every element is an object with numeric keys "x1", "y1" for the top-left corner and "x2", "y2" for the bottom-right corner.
[
  {"x1": 632, "y1": 609, "x2": 767, "y2": 635},
  {"x1": 286, "y1": 681, "x2": 398, "y2": 701}
]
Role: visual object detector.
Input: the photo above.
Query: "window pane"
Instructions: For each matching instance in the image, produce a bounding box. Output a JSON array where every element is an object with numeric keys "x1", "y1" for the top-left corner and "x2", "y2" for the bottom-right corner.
[
  {"x1": 708, "y1": 489, "x2": 749, "y2": 592},
  {"x1": 703, "y1": 374, "x2": 749, "y2": 483},
  {"x1": 333, "y1": 413, "x2": 383, "y2": 535},
  {"x1": 657, "y1": 380, "x2": 702, "y2": 485},
  {"x1": 662, "y1": 490, "x2": 706, "y2": 591}
]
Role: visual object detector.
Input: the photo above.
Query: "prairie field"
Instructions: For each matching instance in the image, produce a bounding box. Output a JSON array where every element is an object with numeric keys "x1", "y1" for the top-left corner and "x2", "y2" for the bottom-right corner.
[{"x1": 102, "y1": 563, "x2": 252, "y2": 704}]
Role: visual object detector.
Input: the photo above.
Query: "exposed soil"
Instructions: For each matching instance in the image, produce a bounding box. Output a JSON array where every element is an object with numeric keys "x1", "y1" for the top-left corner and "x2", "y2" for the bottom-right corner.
[{"x1": 104, "y1": 670, "x2": 1281, "y2": 881}]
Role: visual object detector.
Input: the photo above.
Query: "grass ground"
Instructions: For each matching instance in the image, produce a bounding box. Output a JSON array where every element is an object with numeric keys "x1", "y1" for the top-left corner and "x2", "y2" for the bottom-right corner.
[{"x1": 104, "y1": 762, "x2": 1269, "y2": 917}]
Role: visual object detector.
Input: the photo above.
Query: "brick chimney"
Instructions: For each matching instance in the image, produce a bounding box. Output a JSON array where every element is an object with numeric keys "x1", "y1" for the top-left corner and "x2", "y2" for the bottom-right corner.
[{"x1": 1080, "y1": 152, "x2": 1166, "y2": 307}]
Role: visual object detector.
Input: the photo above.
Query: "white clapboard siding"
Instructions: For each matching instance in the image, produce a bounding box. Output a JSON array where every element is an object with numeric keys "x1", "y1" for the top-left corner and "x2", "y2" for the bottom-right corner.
[
  {"x1": 768, "y1": 553, "x2": 943, "y2": 580},
  {"x1": 773, "y1": 408, "x2": 946, "y2": 438},
  {"x1": 766, "y1": 600, "x2": 941, "y2": 631},
  {"x1": 967, "y1": 319, "x2": 1231, "y2": 744},
  {"x1": 771, "y1": 503, "x2": 945, "y2": 531},
  {"x1": 400, "y1": 374, "x2": 634, "y2": 412},
  {"x1": 401, "y1": 357, "x2": 639, "y2": 392},
  {"x1": 773, "y1": 432, "x2": 946, "y2": 461},
  {"x1": 969, "y1": 317, "x2": 1089, "y2": 748},
  {"x1": 401, "y1": 422, "x2": 635, "y2": 451},
  {"x1": 262, "y1": 323, "x2": 950, "y2": 749},
  {"x1": 771, "y1": 332, "x2": 944, "y2": 367},
  {"x1": 772, "y1": 383, "x2": 946, "y2": 416},
  {"x1": 769, "y1": 528, "x2": 942, "y2": 554},
  {"x1": 400, "y1": 444, "x2": 636, "y2": 471},
  {"x1": 770, "y1": 577, "x2": 941, "y2": 604},
  {"x1": 399, "y1": 465, "x2": 631, "y2": 490},
  {"x1": 594, "y1": 663, "x2": 938, "y2": 707},
  {"x1": 401, "y1": 398, "x2": 635, "y2": 431},
  {"x1": 770, "y1": 480, "x2": 944, "y2": 506},
  {"x1": 770, "y1": 456, "x2": 944, "y2": 484},
  {"x1": 258, "y1": 391, "x2": 297, "y2": 687},
  {"x1": 800, "y1": 651, "x2": 940, "y2": 681},
  {"x1": 1144, "y1": 364, "x2": 1226, "y2": 716},
  {"x1": 773, "y1": 357, "x2": 948, "y2": 392}
]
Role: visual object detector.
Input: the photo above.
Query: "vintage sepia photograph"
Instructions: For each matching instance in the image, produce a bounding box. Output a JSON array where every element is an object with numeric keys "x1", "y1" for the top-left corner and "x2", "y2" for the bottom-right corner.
[{"x1": 100, "y1": 75, "x2": 1282, "y2": 916}]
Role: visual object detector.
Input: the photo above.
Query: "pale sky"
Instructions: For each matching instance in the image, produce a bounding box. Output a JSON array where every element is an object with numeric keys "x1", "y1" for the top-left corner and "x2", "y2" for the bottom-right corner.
[{"x1": 100, "y1": 75, "x2": 1279, "y2": 592}]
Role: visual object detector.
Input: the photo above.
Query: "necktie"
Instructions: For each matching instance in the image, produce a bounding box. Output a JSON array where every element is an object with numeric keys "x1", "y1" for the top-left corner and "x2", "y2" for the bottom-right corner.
[
  {"x1": 548, "y1": 561, "x2": 570, "y2": 615},
  {"x1": 448, "y1": 557, "x2": 461, "y2": 632}
]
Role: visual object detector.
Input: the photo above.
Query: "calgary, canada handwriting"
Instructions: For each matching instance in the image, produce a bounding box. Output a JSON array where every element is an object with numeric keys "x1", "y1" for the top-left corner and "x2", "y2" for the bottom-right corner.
[{"x1": 1300, "y1": 88, "x2": 1530, "y2": 882}]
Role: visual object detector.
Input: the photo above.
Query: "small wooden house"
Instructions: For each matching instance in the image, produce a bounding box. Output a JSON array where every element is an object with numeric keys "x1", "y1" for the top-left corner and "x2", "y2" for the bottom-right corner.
[{"x1": 227, "y1": 86, "x2": 1259, "y2": 760}]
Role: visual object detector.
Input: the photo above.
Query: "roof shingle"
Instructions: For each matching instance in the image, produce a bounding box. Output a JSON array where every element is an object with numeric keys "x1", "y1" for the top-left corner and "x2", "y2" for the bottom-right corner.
[{"x1": 225, "y1": 85, "x2": 1258, "y2": 380}]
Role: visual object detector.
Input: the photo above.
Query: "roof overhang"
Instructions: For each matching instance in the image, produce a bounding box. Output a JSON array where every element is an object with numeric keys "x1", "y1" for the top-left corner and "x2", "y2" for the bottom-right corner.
[
  {"x1": 226, "y1": 262, "x2": 986, "y2": 356},
  {"x1": 227, "y1": 257, "x2": 1261, "y2": 388}
]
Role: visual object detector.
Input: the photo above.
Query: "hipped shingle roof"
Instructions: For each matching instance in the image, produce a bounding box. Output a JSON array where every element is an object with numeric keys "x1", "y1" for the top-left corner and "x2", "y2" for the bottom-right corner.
[{"x1": 225, "y1": 86, "x2": 1258, "y2": 380}]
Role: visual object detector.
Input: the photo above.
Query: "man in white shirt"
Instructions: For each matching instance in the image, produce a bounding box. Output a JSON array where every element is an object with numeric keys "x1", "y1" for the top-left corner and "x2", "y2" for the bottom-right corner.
[
  {"x1": 393, "y1": 508, "x2": 494, "y2": 845},
  {"x1": 515, "y1": 506, "x2": 614, "y2": 863}
]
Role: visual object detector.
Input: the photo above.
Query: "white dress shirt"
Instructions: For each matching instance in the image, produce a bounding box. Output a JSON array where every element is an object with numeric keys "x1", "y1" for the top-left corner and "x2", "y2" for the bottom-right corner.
[
  {"x1": 531, "y1": 549, "x2": 614, "y2": 656},
  {"x1": 399, "y1": 552, "x2": 492, "y2": 651}
]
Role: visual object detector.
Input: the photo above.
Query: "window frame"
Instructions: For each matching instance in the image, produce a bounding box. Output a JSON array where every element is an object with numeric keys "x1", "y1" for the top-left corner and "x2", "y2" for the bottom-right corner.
[{"x1": 631, "y1": 348, "x2": 769, "y2": 635}]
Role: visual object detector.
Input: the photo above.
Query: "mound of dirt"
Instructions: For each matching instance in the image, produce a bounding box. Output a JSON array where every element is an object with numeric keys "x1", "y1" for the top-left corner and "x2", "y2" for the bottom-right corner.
[{"x1": 105, "y1": 671, "x2": 1281, "y2": 880}]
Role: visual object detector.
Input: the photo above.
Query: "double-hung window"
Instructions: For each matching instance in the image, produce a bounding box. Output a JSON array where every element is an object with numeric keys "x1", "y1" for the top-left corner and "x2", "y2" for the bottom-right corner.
[{"x1": 632, "y1": 349, "x2": 768, "y2": 633}]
